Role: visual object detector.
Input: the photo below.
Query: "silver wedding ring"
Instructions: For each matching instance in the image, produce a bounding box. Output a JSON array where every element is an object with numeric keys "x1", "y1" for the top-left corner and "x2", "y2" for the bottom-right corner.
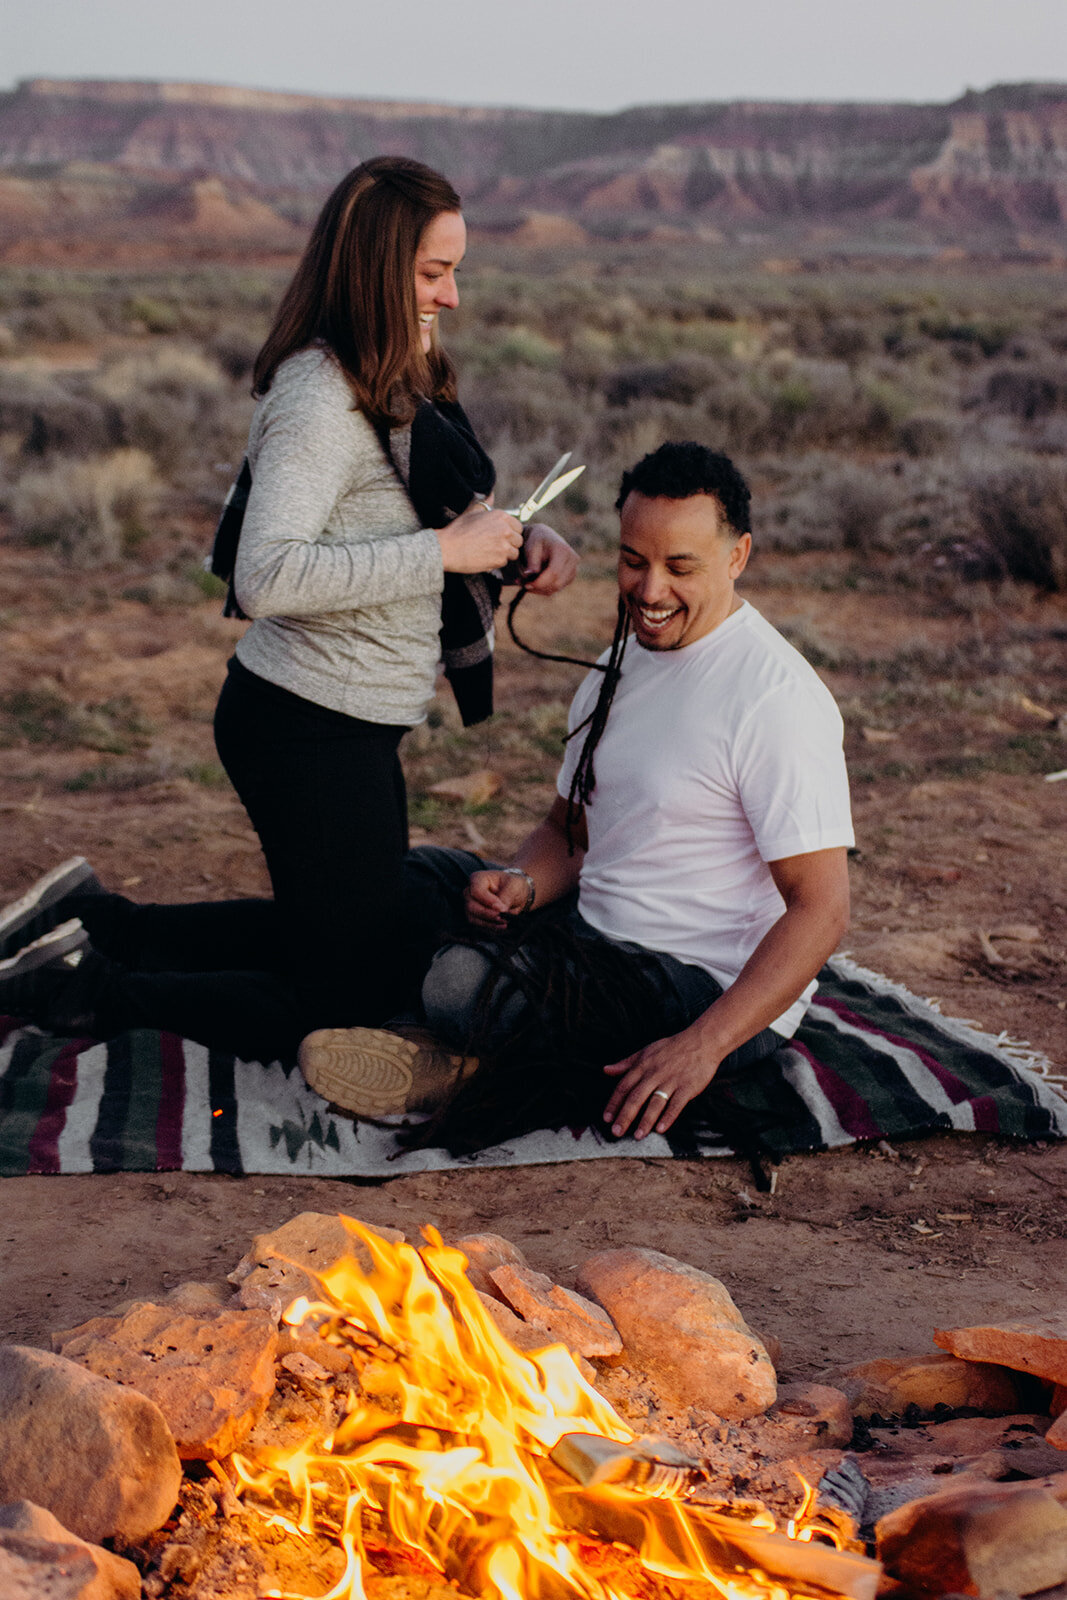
[{"x1": 649, "y1": 1089, "x2": 669, "y2": 1101}]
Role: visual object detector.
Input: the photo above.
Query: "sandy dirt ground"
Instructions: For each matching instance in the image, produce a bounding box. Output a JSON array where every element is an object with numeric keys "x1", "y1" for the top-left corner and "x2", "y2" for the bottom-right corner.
[{"x1": 1, "y1": 541, "x2": 1064, "y2": 1383}]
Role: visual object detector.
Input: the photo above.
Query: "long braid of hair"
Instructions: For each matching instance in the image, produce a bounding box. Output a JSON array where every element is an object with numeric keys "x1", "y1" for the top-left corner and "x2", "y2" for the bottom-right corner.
[
  {"x1": 506, "y1": 588, "x2": 631, "y2": 852},
  {"x1": 562, "y1": 597, "x2": 630, "y2": 848}
]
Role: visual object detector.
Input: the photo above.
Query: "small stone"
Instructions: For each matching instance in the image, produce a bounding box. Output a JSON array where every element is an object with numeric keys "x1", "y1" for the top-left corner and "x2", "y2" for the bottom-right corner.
[
  {"x1": 455, "y1": 1233, "x2": 529, "y2": 1299},
  {"x1": 934, "y1": 1318, "x2": 1067, "y2": 1386},
  {"x1": 0, "y1": 1345, "x2": 181, "y2": 1543},
  {"x1": 426, "y1": 770, "x2": 502, "y2": 806},
  {"x1": 275, "y1": 1328, "x2": 353, "y2": 1376},
  {"x1": 575, "y1": 1247, "x2": 776, "y2": 1421},
  {"x1": 53, "y1": 1301, "x2": 278, "y2": 1460},
  {"x1": 0, "y1": 1504, "x2": 140, "y2": 1600},
  {"x1": 766, "y1": 1383, "x2": 853, "y2": 1449},
  {"x1": 164, "y1": 1280, "x2": 232, "y2": 1313},
  {"x1": 489, "y1": 1264, "x2": 623, "y2": 1358},
  {"x1": 877, "y1": 1480, "x2": 1067, "y2": 1596},
  {"x1": 1049, "y1": 1412, "x2": 1067, "y2": 1451},
  {"x1": 229, "y1": 1211, "x2": 405, "y2": 1310},
  {"x1": 822, "y1": 1351, "x2": 1033, "y2": 1418}
]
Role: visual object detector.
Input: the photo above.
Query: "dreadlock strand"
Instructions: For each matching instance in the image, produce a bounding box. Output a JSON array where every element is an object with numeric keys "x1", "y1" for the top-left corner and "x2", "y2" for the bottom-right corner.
[{"x1": 564, "y1": 598, "x2": 630, "y2": 848}]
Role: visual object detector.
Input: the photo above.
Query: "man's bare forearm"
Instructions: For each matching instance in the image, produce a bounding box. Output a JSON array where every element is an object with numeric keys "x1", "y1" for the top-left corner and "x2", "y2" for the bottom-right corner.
[{"x1": 509, "y1": 796, "x2": 585, "y2": 909}]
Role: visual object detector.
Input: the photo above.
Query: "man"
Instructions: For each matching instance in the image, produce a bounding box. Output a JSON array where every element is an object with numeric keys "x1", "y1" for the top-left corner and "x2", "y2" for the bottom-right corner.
[{"x1": 299, "y1": 441, "x2": 854, "y2": 1145}]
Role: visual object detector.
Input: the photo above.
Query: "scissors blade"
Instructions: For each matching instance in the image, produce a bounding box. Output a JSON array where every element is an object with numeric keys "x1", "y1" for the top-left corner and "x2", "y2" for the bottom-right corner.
[
  {"x1": 516, "y1": 451, "x2": 572, "y2": 521},
  {"x1": 524, "y1": 463, "x2": 585, "y2": 518}
]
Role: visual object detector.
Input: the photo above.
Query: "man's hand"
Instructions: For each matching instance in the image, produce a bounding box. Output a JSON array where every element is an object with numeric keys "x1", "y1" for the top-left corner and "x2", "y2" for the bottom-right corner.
[
  {"x1": 464, "y1": 868, "x2": 533, "y2": 932},
  {"x1": 516, "y1": 524, "x2": 579, "y2": 594},
  {"x1": 602, "y1": 1030, "x2": 719, "y2": 1141}
]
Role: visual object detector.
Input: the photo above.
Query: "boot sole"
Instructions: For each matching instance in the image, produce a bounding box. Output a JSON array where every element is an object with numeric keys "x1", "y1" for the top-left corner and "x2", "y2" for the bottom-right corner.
[
  {"x1": 299, "y1": 1027, "x2": 474, "y2": 1117},
  {"x1": 0, "y1": 857, "x2": 97, "y2": 961}
]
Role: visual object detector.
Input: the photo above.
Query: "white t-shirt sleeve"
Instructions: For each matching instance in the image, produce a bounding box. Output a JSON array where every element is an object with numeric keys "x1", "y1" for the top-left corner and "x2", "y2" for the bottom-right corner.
[{"x1": 732, "y1": 679, "x2": 854, "y2": 862}]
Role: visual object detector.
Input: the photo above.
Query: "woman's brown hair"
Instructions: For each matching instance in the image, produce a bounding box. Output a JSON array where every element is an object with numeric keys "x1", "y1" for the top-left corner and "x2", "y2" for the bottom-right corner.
[{"x1": 253, "y1": 156, "x2": 461, "y2": 425}]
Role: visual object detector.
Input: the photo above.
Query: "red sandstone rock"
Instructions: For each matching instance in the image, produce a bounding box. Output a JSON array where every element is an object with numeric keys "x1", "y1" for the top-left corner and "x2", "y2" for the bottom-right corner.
[
  {"x1": 823, "y1": 1351, "x2": 1031, "y2": 1418},
  {"x1": 0, "y1": 1533, "x2": 112, "y2": 1600},
  {"x1": 0, "y1": 1503, "x2": 139, "y2": 1600},
  {"x1": 0, "y1": 1345, "x2": 181, "y2": 1543},
  {"x1": 229, "y1": 1211, "x2": 405, "y2": 1311},
  {"x1": 1049, "y1": 1412, "x2": 1067, "y2": 1451},
  {"x1": 455, "y1": 1232, "x2": 529, "y2": 1299},
  {"x1": 575, "y1": 1247, "x2": 776, "y2": 1421},
  {"x1": 276, "y1": 1326, "x2": 353, "y2": 1376},
  {"x1": 877, "y1": 1479, "x2": 1067, "y2": 1596},
  {"x1": 474, "y1": 1292, "x2": 597, "y2": 1381},
  {"x1": 765, "y1": 1382, "x2": 853, "y2": 1450},
  {"x1": 53, "y1": 1301, "x2": 277, "y2": 1459},
  {"x1": 934, "y1": 1318, "x2": 1067, "y2": 1386},
  {"x1": 489, "y1": 1264, "x2": 623, "y2": 1359}
]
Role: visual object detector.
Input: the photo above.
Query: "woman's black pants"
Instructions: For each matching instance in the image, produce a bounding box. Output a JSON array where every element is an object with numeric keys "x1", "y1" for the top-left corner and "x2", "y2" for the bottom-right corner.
[{"x1": 76, "y1": 659, "x2": 437, "y2": 1062}]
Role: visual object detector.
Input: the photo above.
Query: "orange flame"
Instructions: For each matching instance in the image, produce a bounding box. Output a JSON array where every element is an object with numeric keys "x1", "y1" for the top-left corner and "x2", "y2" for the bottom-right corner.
[{"x1": 233, "y1": 1220, "x2": 861, "y2": 1600}]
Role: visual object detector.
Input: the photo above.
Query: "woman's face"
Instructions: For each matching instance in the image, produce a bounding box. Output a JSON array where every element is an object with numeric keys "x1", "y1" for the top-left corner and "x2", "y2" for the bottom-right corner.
[{"x1": 414, "y1": 211, "x2": 466, "y2": 352}]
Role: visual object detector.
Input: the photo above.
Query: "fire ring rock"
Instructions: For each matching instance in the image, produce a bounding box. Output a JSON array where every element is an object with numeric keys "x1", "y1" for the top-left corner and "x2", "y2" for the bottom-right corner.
[
  {"x1": 0, "y1": 1501, "x2": 141, "y2": 1600},
  {"x1": 575, "y1": 1247, "x2": 777, "y2": 1421},
  {"x1": 52, "y1": 1301, "x2": 278, "y2": 1460},
  {"x1": 0, "y1": 1344, "x2": 182, "y2": 1544}
]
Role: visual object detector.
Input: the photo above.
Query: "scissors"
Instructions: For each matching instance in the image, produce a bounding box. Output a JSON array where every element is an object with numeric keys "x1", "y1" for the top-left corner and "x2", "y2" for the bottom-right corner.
[{"x1": 506, "y1": 452, "x2": 585, "y2": 523}]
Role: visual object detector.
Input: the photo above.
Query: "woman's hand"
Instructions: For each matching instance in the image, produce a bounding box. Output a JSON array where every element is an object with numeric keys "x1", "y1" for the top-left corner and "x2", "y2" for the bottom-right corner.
[
  {"x1": 515, "y1": 524, "x2": 580, "y2": 594},
  {"x1": 436, "y1": 502, "x2": 524, "y2": 574},
  {"x1": 464, "y1": 868, "x2": 532, "y2": 931}
]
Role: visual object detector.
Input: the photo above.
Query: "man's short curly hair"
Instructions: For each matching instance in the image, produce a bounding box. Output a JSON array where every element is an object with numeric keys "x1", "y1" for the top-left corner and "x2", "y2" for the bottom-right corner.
[{"x1": 615, "y1": 441, "x2": 751, "y2": 535}]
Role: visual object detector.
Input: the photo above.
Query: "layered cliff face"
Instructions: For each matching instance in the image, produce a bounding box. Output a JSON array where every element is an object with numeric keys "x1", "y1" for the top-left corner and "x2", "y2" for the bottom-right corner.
[{"x1": 0, "y1": 77, "x2": 1064, "y2": 257}]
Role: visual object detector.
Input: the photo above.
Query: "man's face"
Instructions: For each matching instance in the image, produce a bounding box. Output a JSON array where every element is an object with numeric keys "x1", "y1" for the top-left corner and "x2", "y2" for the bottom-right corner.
[{"x1": 617, "y1": 491, "x2": 752, "y2": 652}]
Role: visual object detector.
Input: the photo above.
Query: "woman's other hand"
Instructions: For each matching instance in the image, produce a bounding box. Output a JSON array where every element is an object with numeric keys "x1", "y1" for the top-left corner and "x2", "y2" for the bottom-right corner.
[
  {"x1": 517, "y1": 524, "x2": 580, "y2": 594},
  {"x1": 436, "y1": 502, "x2": 524, "y2": 574},
  {"x1": 464, "y1": 868, "x2": 532, "y2": 931}
]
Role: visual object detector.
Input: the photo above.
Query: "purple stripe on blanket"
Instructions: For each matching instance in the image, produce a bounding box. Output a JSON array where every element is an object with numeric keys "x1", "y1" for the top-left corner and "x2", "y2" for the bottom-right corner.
[
  {"x1": 969, "y1": 1095, "x2": 1001, "y2": 1133},
  {"x1": 27, "y1": 1039, "x2": 82, "y2": 1174},
  {"x1": 789, "y1": 1039, "x2": 883, "y2": 1139},
  {"x1": 156, "y1": 1032, "x2": 186, "y2": 1171},
  {"x1": 818, "y1": 995, "x2": 978, "y2": 1106}
]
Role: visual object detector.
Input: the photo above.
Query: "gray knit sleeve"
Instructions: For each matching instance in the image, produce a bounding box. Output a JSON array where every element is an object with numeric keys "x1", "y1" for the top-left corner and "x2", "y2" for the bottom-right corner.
[{"x1": 234, "y1": 354, "x2": 444, "y2": 620}]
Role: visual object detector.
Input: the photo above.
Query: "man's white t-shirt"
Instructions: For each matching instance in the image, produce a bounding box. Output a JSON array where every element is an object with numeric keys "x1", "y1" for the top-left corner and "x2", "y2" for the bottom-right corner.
[{"x1": 556, "y1": 600, "x2": 854, "y2": 1037}]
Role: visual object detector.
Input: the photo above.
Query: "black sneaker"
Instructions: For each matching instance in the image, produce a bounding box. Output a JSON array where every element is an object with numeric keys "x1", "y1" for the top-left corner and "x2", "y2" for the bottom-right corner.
[
  {"x1": 0, "y1": 858, "x2": 103, "y2": 962},
  {"x1": 0, "y1": 920, "x2": 91, "y2": 1023}
]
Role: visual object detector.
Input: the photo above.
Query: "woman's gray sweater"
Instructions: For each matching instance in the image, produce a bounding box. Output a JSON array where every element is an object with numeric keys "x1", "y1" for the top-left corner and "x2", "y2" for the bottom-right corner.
[{"x1": 233, "y1": 347, "x2": 445, "y2": 727}]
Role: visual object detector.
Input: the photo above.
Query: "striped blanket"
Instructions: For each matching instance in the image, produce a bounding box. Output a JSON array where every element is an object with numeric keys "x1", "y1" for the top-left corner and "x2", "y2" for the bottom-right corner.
[{"x1": 1, "y1": 958, "x2": 1063, "y2": 1177}]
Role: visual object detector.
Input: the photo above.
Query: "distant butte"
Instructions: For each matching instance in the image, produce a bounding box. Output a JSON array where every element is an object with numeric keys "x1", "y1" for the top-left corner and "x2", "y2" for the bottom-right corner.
[{"x1": 1, "y1": 76, "x2": 1065, "y2": 262}]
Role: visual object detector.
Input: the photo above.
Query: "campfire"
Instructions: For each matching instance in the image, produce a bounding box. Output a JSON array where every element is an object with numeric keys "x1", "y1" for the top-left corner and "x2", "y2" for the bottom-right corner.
[
  {"x1": 228, "y1": 1221, "x2": 866, "y2": 1600},
  {"x1": 2, "y1": 1211, "x2": 1065, "y2": 1600}
]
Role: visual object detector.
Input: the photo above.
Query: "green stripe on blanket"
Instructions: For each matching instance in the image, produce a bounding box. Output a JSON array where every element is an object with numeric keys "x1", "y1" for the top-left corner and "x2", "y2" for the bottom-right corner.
[{"x1": 1, "y1": 959, "x2": 1063, "y2": 1177}]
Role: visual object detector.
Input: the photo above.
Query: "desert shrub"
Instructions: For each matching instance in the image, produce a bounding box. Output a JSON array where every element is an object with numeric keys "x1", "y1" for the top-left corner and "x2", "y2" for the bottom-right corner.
[
  {"x1": 125, "y1": 295, "x2": 180, "y2": 334},
  {"x1": 91, "y1": 345, "x2": 241, "y2": 473},
  {"x1": 211, "y1": 323, "x2": 262, "y2": 382},
  {"x1": 0, "y1": 686, "x2": 152, "y2": 751},
  {"x1": 823, "y1": 464, "x2": 897, "y2": 552},
  {"x1": 11, "y1": 298, "x2": 105, "y2": 344},
  {"x1": 0, "y1": 370, "x2": 115, "y2": 457},
  {"x1": 967, "y1": 461, "x2": 1067, "y2": 591},
  {"x1": 979, "y1": 364, "x2": 1067, "y2": 420},
  {"x1": 604, "y1": 356, "x2": 718, "y2": 408},
  {"x1": 896, "y1": 413, "x2": 959, "y2": 457},
  {"x1": 9, "y1": 447, "x2": 162, "y2": 562}
]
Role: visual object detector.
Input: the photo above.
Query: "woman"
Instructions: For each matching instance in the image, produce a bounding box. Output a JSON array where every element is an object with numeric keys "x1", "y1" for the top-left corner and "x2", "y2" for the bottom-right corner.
[{"x1": 0, "y1": 157, "x2": 577, "y2": 1063}]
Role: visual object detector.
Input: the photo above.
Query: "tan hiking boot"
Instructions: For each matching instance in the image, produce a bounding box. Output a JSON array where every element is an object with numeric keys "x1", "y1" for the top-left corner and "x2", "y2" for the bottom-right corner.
[{"x1": 298, "y1": 1025, "x2": 478, "y2": 1117}]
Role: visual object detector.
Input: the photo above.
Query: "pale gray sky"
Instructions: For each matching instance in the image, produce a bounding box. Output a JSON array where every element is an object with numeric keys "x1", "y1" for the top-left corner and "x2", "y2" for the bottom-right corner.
[{"x1": 2, "y1": 0, "x2": 1064, "y2": 112}]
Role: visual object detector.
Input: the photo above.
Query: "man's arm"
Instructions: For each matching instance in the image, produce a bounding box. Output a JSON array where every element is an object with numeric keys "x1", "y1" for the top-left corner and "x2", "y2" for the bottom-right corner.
[
  {"x1": 464, "y1": 794, "x2": 587, "y2": 931},
  {"x1": 602, "y1": 846, "x2": 850, "y2": 1139}
]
